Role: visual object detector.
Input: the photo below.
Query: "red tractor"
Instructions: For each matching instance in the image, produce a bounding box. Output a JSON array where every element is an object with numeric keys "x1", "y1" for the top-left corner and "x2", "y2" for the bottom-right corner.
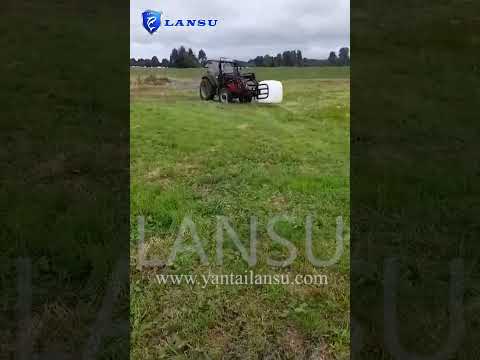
[{"x1": 199, "y1": 59, "x2": 269, "y2": 103}]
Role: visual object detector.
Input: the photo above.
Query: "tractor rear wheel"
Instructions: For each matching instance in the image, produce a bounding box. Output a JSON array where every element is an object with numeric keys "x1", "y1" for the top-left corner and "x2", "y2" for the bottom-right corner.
[
  {"x1": 200, "y1": 78, "x2": 215, "y2": 100},
  {"x1": 219, "y1": 88, "x2": 232, "y2": 104}
]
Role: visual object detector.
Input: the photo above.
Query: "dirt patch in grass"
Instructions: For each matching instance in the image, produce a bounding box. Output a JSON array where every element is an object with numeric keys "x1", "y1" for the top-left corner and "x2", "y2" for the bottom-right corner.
[
  {"x1": 145, "y1": 168, "x2": 172, "y2": 188},
  {"x1": 169, "y1": 78, "x2": 198, "y2": 91},
  {"x1": 269, "y1": 195, "x2": 290, "y2": 212},
  {"x1": 282, "y1": 327, "x2": 308, "y2": 357},
  {"x1": 130, "y1": 75, "x2": 199, "y2": 101},
  {"x1": 174, "y1": 160, "x2": 201, "y2": 178},
  {"x1": 206, "y1": 327, "x2": 231, "y2": 357},
  {"x1": 309, "y1": 343, "x2": 333, "y2": 360},
  {"x1": 279, "y1": 327, "x2": 333, "y2": 360},
  {"x1": 143, "y1": 75, "x2": 171, "y2": 86},
  {"x1": 193, "y1": 183, "x2": 212, "y2": 198},
  {"x1": 237, "y1": 123, "x2": 250, "y2": 130}
]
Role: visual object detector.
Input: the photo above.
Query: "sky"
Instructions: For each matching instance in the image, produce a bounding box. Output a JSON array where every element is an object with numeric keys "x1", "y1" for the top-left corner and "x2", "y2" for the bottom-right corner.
[{"x1": 130, "y1": 0, "x2": 350, "y2": 61}]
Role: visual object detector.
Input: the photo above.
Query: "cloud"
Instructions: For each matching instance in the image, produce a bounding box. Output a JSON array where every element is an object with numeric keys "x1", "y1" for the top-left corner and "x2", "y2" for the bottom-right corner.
[{"x1": 130, "y1": 0, "x2": 349, "y2": 60}]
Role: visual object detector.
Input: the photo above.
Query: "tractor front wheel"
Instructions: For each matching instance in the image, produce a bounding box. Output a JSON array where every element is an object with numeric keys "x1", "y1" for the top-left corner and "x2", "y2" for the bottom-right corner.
[
  {"x1": 200, "y1": 78, "x2": 215, "y2": 100},
  {"x1": 219, "y1": 88, "x2": 232, "y2": 104}
]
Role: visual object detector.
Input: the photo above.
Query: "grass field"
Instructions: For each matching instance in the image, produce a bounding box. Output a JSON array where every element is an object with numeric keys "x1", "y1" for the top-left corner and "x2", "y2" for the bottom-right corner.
[{"x1": 130, "y1": 66, "x2": 350, "y2": 359}]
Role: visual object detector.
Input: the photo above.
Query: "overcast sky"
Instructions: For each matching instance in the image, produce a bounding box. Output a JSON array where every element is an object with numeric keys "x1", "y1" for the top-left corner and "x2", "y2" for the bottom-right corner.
[{"x1": 130, "y1": 0, "x2": 349, "y2": 61}]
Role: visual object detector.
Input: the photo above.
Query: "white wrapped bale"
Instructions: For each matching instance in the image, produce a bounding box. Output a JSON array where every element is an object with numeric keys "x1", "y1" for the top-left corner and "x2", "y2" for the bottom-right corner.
[{"x1": 257, "y1": 80, "x2": 283, "y2": 104}]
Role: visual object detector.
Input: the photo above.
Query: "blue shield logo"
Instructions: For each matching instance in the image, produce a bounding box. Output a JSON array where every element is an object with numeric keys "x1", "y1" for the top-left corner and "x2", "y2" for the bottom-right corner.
[{"x1": 142, "y1": 10, "x2": 161, "y2": 34}]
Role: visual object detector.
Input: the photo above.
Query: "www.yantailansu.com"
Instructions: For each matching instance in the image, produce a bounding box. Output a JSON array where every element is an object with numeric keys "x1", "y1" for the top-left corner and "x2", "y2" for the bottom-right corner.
[{"x1": 154, "y1": 271, "x2": 329, "y2": 288}]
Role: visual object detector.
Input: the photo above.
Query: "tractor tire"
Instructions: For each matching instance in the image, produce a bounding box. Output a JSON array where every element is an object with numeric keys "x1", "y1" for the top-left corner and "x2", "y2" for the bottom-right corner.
[
  {"x1": 200, "y1": 78, "x2": 215, "y2": 100},
  {"x1": 219, "y1": 88, "x2": 232, "y2": 104}
]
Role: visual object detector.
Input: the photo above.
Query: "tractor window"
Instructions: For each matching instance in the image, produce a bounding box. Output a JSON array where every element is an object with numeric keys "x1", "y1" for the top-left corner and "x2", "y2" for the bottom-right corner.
[
  {"x1": 207, "y1": 62, "x2": 219, "y2": 76},
  {"x1": 221, "y1": 62, "x2": 235, "y2": 74}
]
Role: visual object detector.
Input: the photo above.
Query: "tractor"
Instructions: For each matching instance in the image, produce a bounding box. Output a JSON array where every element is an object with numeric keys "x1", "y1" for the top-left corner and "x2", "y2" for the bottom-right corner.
[{"x1": 199, "y1": 59, "x2": 271, "y2": 103}]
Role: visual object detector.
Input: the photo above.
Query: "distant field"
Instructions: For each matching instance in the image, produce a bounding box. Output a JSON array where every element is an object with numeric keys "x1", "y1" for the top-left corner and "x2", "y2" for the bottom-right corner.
[
  {"x1": 131, "y1": 66, "x2": 350, "y2": 81},
  {"x1": 130, "y1": 67, "x2": 350, "y2": 359}
]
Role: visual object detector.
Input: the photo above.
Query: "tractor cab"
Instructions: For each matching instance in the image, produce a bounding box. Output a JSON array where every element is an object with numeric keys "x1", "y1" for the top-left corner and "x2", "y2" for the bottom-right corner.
[{"x1": 205, "y1": 60, "x2": 241, "y2": 79}]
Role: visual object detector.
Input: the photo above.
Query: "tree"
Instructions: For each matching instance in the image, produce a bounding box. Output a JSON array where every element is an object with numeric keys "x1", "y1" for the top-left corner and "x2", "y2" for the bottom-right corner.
[
  {"x1": 263, "y1": 55, "x2": 274, "y2": 67},
  {"x1": 170, "y1": 48, "x2": 179, "y2": 66},
  {"x1": 274, "y1": 53, "x2": 283, "y2": 67},
  {"x1": 151, "y1": 56, "x2": 161, "y2": 67},
  {"x1": 282, "y1": 51, "x2": 290, "y2": 66},
  {"x1": 178, "y1": 46, "x2": 187, "y2": 65},
  {"x1": 173, "y1": 46, "x2": 185, "y2": 68},
  {"x1": 198, "y1": 49, "x2": 207, "y2": 66},
  {"x1": 253, "y1": 56, "x2": 264, "y2": 67},
  {"x1": 338, "y1": 47, "x2": 350, "y2": 66},
  {"x1": 281, "y1": 50, "x2": 298, "y2": 66},
  {"x1": 296, "y1": 50, "x2": 303, "y2": 66},
  {"x1": 177, "y1": 46, "x2": 188, "y2": 68},
  {"x1": 166, "y1": 46, "x2": 203, "y2": 68},
  {"x1": 137, "y1": 58, "x2": 151, "y2": 67},
  {"x1": 161, "y1": 58, "x2": 170, "y2": 67},
  {"x1": 328, "y1": 51, "x2": 338, "y2": 65},
  {"x1": 187, "y1": 48, "x2": 200, "y2": 67},
  {"x1": 168, "y1": 46, "x2": 200, "y2": 68}
]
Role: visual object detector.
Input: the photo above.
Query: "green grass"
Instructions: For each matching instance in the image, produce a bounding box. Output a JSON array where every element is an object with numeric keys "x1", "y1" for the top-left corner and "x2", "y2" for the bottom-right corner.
[{"x1": 130, "y1": 66, "x2": 350, "y2": 359}]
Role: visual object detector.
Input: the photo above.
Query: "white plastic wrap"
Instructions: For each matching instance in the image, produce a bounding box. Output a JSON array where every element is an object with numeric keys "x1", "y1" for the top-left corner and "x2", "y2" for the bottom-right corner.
[{"x1": 257, "y1": 80, "x2": 283, "y2": 104}]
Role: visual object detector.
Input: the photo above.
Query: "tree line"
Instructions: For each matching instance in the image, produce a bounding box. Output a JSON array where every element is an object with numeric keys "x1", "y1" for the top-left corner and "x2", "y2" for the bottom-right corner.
[
  {"x1": 247, "y1": 48, "x2": 349, "y2": 67},
  {"x1": 130, "y1": 46, "x2": 350, "y2": 68},
  {"x1": 130, "y1": 46, "x2": 207, "y2": 68}
]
